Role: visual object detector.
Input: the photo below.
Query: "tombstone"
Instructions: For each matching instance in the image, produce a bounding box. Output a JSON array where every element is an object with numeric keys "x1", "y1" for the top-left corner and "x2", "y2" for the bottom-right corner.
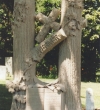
[
  {"x1": 5, "y1": 57, "x2": 12, "y2": 77},
  {"x1": 86, "y1": 88, "x2": 95, "y2": 110},
  {"x1": 26, "y1": 87, "x2": 65, "y2": 110},
  {"x1": 0, "y1": 66, "x2": 6, "y2": 80}
]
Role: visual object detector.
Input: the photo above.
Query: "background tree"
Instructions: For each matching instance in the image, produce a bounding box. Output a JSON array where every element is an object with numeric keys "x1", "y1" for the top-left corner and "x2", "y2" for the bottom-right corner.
[
  {"x1": 81, "y1": 0, "x2": 100, "y2": 81},
  {"x1": 0, "y1": 0, "x2": 13, "y2": 57}
]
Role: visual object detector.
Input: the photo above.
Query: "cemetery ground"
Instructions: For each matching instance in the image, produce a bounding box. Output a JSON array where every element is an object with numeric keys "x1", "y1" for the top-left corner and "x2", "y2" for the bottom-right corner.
[{"x1": 0, "y1": 79, "x2": 100, "y2": 110}]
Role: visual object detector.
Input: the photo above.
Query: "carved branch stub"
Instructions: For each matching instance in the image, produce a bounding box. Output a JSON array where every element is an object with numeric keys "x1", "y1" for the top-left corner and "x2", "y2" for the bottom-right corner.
[
  {"x1": 81, "y1": 17, "x2": 87, "y2": 28},
  {"x1": 6, "y1": 80, "x2": 27, "y2": 93},
  {"x1": 35, "y1": 13, "x2": 49, "y2": 24},
  {"x1": 14, "y1": 94, "x2": 26, "y2": 103},
  {"x1": 48, "y1": 8, "x2": 61, "y2": 21}
]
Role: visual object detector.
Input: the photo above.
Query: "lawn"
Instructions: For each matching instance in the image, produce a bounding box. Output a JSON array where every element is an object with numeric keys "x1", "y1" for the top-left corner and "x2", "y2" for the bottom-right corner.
[
  {"x1": 81, "y1": 82, "x2": 100, "y2": 109},
  {"x1": 0, "y1": 79, "x2": 100, "y2": 110},
  {"x1": 0, "y1": 80, "x2": 12, "y2": 110}
]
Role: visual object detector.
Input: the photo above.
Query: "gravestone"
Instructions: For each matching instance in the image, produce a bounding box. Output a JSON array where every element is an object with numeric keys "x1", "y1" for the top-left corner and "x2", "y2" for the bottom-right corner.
[
  {"x1": 5, "y1": 57, "x2": 12, "y2": 77},
  {"x1": 86, "y1": 88, "x2": 95, "y2": 110},
  {"x1": 26, "y1": 87, "x2": 65, "y2": 110},
  {"x1": 0, "y1": 66, "x2": 6, "y2": 80}
]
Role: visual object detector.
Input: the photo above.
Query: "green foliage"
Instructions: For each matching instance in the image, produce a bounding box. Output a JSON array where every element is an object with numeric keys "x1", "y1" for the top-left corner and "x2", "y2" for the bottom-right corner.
[
  {"x1": 36, "y1": 45, "x2": 59, "y2": 78},
  {"x1": 0, "y1": 0, "x2": 14, "y2": 57},
  {"x1": 0, "y1": 81, "x2": 12, "y2": 110},
  {"x1": 96, "y1": 71, "x2": 100, "y2": 82},
  {"x1": 81, "y1": 0, "x2": 100, "y2": 81},
  {"x1": 36, "y1": 0, "x2": 60, "y2": 14},
  {"x1": 48, "y1": 65, "x2": 58, "y2": 79}
]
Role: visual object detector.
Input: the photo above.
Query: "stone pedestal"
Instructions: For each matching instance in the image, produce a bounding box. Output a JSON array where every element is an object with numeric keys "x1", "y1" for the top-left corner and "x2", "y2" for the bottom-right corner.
[{"x1": 26, "y1": 87, "x2": 65, "y2": 110}]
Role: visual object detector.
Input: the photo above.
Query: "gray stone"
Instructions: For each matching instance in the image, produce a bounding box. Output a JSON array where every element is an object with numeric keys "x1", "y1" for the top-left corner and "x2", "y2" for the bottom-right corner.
[
  {"x1": 86, "y1": 88, "x2": 95, "y2": 110},
  {"x1": 26, "y1": 87, "x2": 65, "y2": 110},
  {"x1": 0, "y1": 66, "x2": 6, "y2": 80},
  {"x1": 5, "y1": 57, "x2": 12, "y2": 77},
  {"x1": 26, "y1": 88, "x2": 44, "y2": 110},
  {"x1": 44, "y1": 89, "x2": 62, "y2": 110}
]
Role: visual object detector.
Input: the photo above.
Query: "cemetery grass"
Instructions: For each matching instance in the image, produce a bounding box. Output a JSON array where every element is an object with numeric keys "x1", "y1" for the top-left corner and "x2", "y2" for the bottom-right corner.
[
  {"x1": 0, "y1": 80, "x2": 12, "y2": 110},
  {"x1": 40, "y1": 79, "x2": 100, "y2": 109},
  {"x1": 0, "y1": 80, "x2": 100, "y2": 110}
]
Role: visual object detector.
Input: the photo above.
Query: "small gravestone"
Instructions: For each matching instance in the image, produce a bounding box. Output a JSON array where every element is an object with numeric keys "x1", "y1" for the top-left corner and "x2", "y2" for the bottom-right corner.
[
  {"x1": 0, "y1": 66, "x2": 6, "y2": 80},
  {"x1": 86, "y1": 88, "x2": 95, "y2": 110},
  {"x1": 5, "y1": 57, "x2": 12, "y2": 77},
  {"x1": 26, "y1": 87, "x2": 65, "y2": 110}
]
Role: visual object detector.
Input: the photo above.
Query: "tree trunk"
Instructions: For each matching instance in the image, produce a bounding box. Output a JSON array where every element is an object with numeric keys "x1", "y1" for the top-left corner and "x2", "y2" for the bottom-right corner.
[
  {"x1": 58, "y1": 0, "x2": 83, "y2": 110},
  {"x1": 11, "y1": 0, "x2": 35, "y2": 109}
]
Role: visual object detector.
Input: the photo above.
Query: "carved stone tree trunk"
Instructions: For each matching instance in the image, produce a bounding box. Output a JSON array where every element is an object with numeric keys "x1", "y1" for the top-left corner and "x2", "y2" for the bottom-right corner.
[
  {"x1": 58, "y1": 0, "x2": 85, "y2": 110},
  {"x1": 8, "y1": 0, "x2": 36, "y2": 110},
  {"x1": 6, "y1": 0, "x2": 86, "y2": 110}
]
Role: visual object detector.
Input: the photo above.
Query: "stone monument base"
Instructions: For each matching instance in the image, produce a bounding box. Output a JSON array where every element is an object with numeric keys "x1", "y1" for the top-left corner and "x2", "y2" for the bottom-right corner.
[{"x1": 26, "y1": 87, "x2": 65, "y2": 110}]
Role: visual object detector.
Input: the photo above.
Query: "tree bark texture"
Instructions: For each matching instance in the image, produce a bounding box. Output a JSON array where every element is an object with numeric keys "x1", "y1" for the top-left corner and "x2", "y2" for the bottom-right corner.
[
  {"x1": 32, "y1": 29, "x2": 67, "y2": 62},
  {"x1": 58, "y1": 0, "x2": 83, "y2": 110},
  {"x1": 11, "y1": 0, "x2": 35, "y2": 110},
  {"x1": 7, "y1": 0, "x2": 86, "y2": 109},
  {"x1": 35, "y1": 8, "x2": 60, "y2": 43}
]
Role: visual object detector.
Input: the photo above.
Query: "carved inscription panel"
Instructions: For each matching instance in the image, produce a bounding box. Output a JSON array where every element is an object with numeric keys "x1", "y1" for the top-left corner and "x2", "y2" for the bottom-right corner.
[
  {"x1": 44, "y1": 89, "x2": 62, "y2": 110},
  {"x1": 26, "y1": 88, "x2": 44, "y2": 110},
  {"x1": 26, "y1": 88, "x2": 63, "y2": 110}
]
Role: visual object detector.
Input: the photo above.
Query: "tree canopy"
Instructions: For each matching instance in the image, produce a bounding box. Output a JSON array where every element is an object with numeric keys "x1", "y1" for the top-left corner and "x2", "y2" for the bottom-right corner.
[
  {"x1": 81, "y1": 0, "x2": 100, "y2": 81},
  {"x1": 0, "y1": 0, "x2": 14, "y2": 56}
]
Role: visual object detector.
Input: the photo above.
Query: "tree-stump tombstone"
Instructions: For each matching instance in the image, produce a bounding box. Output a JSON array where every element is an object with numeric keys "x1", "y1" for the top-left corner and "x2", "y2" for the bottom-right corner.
[{"x1": 6, "y1": 0, "x2": 86, "y2": 110}]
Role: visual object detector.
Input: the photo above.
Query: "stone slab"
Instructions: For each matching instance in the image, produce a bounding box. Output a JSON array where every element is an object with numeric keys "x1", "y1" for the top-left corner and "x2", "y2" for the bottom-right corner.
[
  {"x1": 26, "y1": 88, "x2": 44, "y2": 110},
  {"x1": 0, "y1": 66, "x2": 6, "y2": 80},
  {"x1": 5, "y1": 57, "x2": 12, "y2": 76},
  {"x1": 44, "y1": 89, "x2": 62, "y2": 110},
  {"x1": 26, "y1": 87, "x2": 64, "y2": 110}
]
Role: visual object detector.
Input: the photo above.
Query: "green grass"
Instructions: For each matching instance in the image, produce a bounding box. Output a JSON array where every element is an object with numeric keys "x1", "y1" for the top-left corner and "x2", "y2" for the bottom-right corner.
[
  {"x1": 0, "y1": 80, "x2": 12, "y2": 110},
  {"x1": 0, "y1": 79, "x2": 100, "y2": 110},
  {"x1": 81, "y1": 82, "x2": 100, "y2": 109}
]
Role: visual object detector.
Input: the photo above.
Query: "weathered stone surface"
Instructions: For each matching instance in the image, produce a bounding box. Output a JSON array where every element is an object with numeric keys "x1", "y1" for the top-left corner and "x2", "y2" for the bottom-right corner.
[
  {"x1": 5, "y1": 57, "x2": 12, "y2": 77},
  {"x1": 86, "y1": 88, "x2": 95, "y2": 110},
  {"x1": 58, "y1": 0, "x2": 84, "y2": 110},
  {"x1": 32, "y1": 29, "x2": 67, "y2": 62},
  {"x1": 26, "y1": 88, "x2": 44, "y2": 110},
  {"x1": 26, "y1": 87, "x2": 64, "y2": 110},
  {"x1": 35, "y1": 8, "x2": 60, "y2": 43},
  {"x1": 0, "y1": 66, "x2": 6, "y2": 80},
  {"x1": 44, "y1": 89, "x2": 62, "y2": 110}
]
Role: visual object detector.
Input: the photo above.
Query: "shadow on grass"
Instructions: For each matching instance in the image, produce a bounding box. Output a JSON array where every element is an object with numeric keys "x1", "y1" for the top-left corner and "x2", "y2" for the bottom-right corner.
[{"x1": 0, "y1": 84, "x2": 12, "y2": 110}]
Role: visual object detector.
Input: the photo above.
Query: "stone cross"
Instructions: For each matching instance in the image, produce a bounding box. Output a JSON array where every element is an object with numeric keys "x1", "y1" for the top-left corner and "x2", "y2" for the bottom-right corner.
[
  {"x1": 86, "y1": 88, "x2": 95, "y2": 110},
  {"x1": 35, "y1": 8, "x2": 60, "y2": 43}
]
